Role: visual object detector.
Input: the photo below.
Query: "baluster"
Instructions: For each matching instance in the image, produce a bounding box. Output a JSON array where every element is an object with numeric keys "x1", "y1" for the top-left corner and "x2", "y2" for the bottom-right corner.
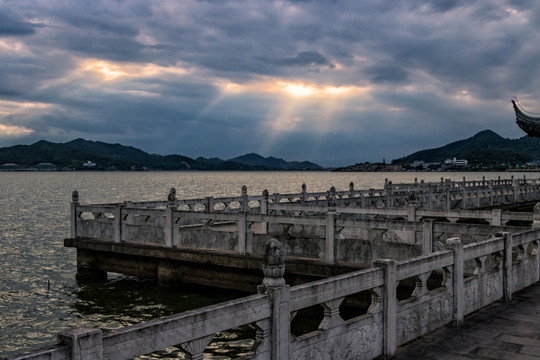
[
  {"x1": 473, "y1": 255, "x2": 487, "y2": 276},
  {"x1": 318, "y1": 298, "x2": 345, "y2": 331},
  {"x1": 368, "y1": 286, "x2": 383, "y2": 314},
  {"x1": 412, "y1": 271, "x2": 431, "y2": 298},
  {"x1": 529, "y1": 240, "x2": 539, "y2": 257},
  {"x1": 515, "y1": 244, "x2": 525, "y2": 262},
  {"x1": 180, "y1": 335, "x2": 213, "y2": 360},
  {"x1": 442, "y1": 266, "x2": 453, "y2": 288},
  {"x1": 251, "y1": 318, "x2": 271, "y2": 354}
]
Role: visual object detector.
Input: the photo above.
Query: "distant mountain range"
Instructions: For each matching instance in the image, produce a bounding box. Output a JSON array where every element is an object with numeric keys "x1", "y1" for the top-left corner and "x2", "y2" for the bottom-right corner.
[
  {"x1": 0, "y1": 139, "x2": 322, "y2": 171},
  {"x1": 396, "y1": 130, "x2": 540, "y2": 165}
]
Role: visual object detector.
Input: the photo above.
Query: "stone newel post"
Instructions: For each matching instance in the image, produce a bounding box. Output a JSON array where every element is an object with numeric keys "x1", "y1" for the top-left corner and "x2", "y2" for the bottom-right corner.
[
  {"x1": 71, "y1": 190, "x2": 79, "y2": 239},
  {"x1": 165, "y1": 187, "x2": 176, "y2": 247},
  {"x1": 258, "y1": 239, "x2": 290, "y2": 360},
  {"x1": 261, "y1": 189, "x2": 269, "y2": 234},
  {"x1": 326, "y1": 187, "x2": 337, "y2": 263},
  {"x1": 301, "y1": 183, "x2": 307, "y2": 203},
  {"x1": 533, "y1": 203, "x2": 540, "y2": 228}
]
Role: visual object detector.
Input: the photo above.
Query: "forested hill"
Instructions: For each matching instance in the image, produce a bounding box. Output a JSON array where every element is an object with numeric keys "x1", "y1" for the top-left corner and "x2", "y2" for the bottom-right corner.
[
  {"x1": 0, "y1": 139, "x2": 322, "y2": 170},
  {"x1": 396, "y1": 130, "x2": 540, "y2": 165}
]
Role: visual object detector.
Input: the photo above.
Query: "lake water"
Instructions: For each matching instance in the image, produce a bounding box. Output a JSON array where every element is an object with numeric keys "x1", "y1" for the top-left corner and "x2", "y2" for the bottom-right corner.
[{"x1": 1, "y1": 170, "x2": 538, "y2": 357}]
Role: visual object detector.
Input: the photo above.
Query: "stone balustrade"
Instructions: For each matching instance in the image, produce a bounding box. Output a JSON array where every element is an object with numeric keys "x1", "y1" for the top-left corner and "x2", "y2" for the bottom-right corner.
[
  {"x1": 70, "y1": 186, "x2": 536, "y2": 263},
  {"x1": 70, "y1": 176, "x2": 540, "y2": 215},
  {"x1": 10, "y1": 227, "x2": 540, "y2": 360}
]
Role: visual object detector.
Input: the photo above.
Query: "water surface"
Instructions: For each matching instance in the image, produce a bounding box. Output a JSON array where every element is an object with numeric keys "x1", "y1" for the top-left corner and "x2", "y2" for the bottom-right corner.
[{"x1": 1, "y1": 171, "x2": 537, "y2": 356}]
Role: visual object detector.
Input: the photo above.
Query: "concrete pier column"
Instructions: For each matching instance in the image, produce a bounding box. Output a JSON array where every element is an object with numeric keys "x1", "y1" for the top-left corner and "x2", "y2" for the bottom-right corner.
[
  {"x1": 58, "y1": 327, "x2": 103, "y2": 360},
  {"x1": 372, "y1": 259, "x2": 397, "y2": 358},
  {"x1": 76, "y1": 248, "x2": 107, "y2": 281},
  {"x1": 446, "y1": 238, "x2": 464, "y2": 326}
]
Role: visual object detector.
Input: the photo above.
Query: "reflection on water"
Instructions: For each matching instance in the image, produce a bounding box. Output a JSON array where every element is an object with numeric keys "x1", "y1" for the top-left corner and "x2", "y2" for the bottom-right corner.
[{"x1": 1, "y1": 171, "x2": 537, "y2": 357}]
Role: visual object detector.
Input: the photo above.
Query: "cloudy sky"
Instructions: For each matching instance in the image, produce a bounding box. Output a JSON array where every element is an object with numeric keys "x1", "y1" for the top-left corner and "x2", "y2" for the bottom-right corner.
[{"x1": 0, "y1": 0, "x2": 539, "y2": 166}]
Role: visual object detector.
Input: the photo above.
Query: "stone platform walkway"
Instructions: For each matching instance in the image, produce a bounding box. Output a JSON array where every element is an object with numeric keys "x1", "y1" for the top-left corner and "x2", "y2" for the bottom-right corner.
[{"x1": 394, "y1": 282, "x2": 540, "y2": 359}]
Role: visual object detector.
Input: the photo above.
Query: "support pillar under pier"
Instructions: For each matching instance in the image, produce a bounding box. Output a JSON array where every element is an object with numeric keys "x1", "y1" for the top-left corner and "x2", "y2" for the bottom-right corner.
[{"x1": 76, "y1": 267, "x2": 107, "y2": 281}]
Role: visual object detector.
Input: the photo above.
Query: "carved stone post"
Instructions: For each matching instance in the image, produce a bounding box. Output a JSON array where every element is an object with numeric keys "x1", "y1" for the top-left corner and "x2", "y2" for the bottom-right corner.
[
  {"x1": 58, "y1": 327, "x2": 103, "y2": 360},
  {"x1": 372, "y1": 259, "x2": 397, "y2": 358},
  {"x1": 422, "y1": 219, "x2": 434, "y2": 254},
  {"x1": 238, "y1": 212, "x2": 247, "y2": 254},
  {"x1": 258, "y1": 239, "x2": 290, "y2": 360},
  {"x1": 513, "y1": 176, "x2": 519, "y2": 202},
  {"x1": 326, "y1": 188, "x2": 337, "y2": 263},
  {"x1": 260, "y1": 189, "x2": 269, "y2": 235},
  {"x1": 71, "y1": 190, "x2": 79, "y2": 239},
  {"x1": 165, "y1": 187, "x2": 176, "y2": 247},
  {"x1": 113, "y1": 203, "x2": 124, "y2": 243},
  {"x1": 502, "y1": 232, "x2": 513, "y2": 302},
  {"x1": 301, "y1": 183, "x2": 307, "y2": 203},
  {"x1": 206, "y1": 196, "x2": 214, "y2": 213},
  {"x1": 242, "y1": 185, "x2": 249, "y2": 213},
  {"x1": 386, "y1": 180, "x2": 393, "y2": 207},
  {"x1": 533, "y1": 203, "x2": 540, "y2": 228},
  {"x1": 446, "y1": 238, "x2": 464, "y2": 326},
  {"x1": 491, "y1": 209, "x2": 502, "y2": 226}
]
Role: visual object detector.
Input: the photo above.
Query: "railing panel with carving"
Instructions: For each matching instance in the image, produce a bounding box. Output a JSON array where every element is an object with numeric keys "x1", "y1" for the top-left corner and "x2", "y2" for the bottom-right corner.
[
  {"x1": 102, "y1": 294, "x2": 270, "y2": 360},
  {"x1": 289, "y1": 267, "x2": 385, "y2": 359}
]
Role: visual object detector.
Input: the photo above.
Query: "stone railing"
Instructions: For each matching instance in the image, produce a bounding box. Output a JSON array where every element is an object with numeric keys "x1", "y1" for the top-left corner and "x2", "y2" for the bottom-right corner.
[
  {"x1": 9, "y1": 227, "x2": 540, "y2": 360},
  {"x1": 70, "y1": 176, "x2": 540, "y2": 216},
  {"x1": 70, "y1": 189, "x2": 535, "y2": 263}
]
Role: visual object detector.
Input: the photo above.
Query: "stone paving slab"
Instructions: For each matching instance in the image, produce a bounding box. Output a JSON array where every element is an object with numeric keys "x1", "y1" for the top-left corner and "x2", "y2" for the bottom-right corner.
[{"x1": 394, "y1": 282, "x2": 540, "y2": 359}]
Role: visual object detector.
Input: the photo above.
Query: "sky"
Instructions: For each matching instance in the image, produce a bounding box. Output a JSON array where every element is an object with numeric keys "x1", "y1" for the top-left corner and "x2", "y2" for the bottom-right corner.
[{"x1": 0, "y1": 0, "x2": 539, "y2": 167}]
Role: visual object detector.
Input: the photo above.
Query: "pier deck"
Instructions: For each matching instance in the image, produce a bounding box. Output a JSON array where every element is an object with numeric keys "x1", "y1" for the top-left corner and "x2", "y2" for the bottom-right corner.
[
  {"x1": 65, "y1": 176, "x2": 540, "y2": 289},
  {"x1": 395, "y1": 282, "x2": 540, "y2": 360}
]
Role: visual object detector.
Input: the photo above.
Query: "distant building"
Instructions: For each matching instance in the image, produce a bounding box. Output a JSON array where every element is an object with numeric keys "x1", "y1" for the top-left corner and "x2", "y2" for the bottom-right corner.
[
  {"x1": 83, "y1": 161, "x2": 96, "y2": 168},
  {"x1": 445, "y1": 157, "x2": 468, "y2": 167},
  {"x1": 384, "y1": 164, "x2": 402, "y2": 171},
  {"x1": 36, "y1": 163, "x2": 56, "y2": 170},
  {"x1": 0, "y1": 163, "x2": 18, "y2": 170}
]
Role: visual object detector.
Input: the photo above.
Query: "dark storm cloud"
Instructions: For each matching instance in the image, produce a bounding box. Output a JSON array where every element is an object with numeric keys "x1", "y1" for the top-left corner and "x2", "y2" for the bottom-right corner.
[
  {"x1": 256, "y1": 51, "x2": 334, "y2": 68},
  {"x1": 1, "y1": 0, "x2": 539, "y2": 165},
  {"x1": 0, "y1": 10, "x2": 35, "y2": 36},
  {"x1": 366, "y1": 64, "x2": 408, "y2": 83}
]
